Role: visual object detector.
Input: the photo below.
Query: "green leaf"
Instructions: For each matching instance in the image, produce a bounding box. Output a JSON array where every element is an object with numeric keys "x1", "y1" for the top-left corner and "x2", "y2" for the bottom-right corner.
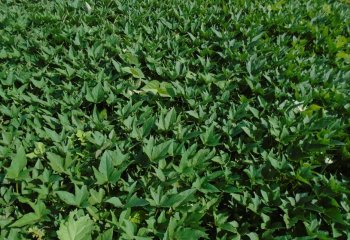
[
  {"x1": 97, "y1": 228, "x2": 114, "y2": 240},
  {"x1": 247, "y1": 232, "x2": 259, "y2": 240},
  {"x1": 200, "y1": 125, "x2": 220, "y2": 146},
  {"x1": 175, "y1": 227, "x2": 209, "y2": 240},
  {"x1": 161, "y1": 189, "x2": 196, "y2": 208},
  {"x1": 106, "y1": 197, "x2": 123, "y2": 207},
  {"x1": 6, "y1": 145, "x2": 27, "y2": 179},
  {"x1": 74, "y1": 185, "x2": 89, "y2": 208},
  {"x1": 10, "y1": 213, "x2": 40, "y2": 227},
  {"x1": 44, "y1": 127, "x2": 61, "y2": 142},
  {"x1": 335, "y1": 35, "x2": 347, "y2": 49},
  {"x1": 101, "y1": 148, "x2": 127, "y2": 167},
  {"x1": 57, "y1": 211, "x2": 94, "y2": 240},
  {"x1": 142, "y1": 80, "x2": 160, "y2": 95},
  {"x1": 125, "y1": 194, "x2": 149, "y2": 208},
  {"x1": 142, "y1": 80, "x2": 174, "y2": 97},
  {"x1": 324, "y1": 208, "x2": 346, "y2": 225},
  {"x1": 93, "y1": 167, "x2": 108, "y2": 185},
  {"x1": 143, "y1": 138, "x2": 172, "y2": 161},
  {"x1": 112, "y1": 59, "x2": 121, "y2": 72},
  {"x1": 99, "y1": 156, "x2": 114, "y2": 178},
  {"x1": 89, "y1": 189, "x2": 105, "y2": 205},
  {"x1": 94, "y1": 157, "x2": 124, "y2": 185},
  {"x1": 86, "y1": 83, "x2": 105, "y2": 103},
  {"x1": 122, "y1": 219, "x2": 136, "y2": 237},
  {"x1": 47, "y1": 152, "x2": 65, "y2": 173},
  {"x1": 56, "y1": 191, "x2": 76, "y2": 206},
  {"x1": 164, "y1": 108, "x2": 177, "y2": 130},
  {"x1": 122, "y1": 67, "x2": 144, "y2": 78}
]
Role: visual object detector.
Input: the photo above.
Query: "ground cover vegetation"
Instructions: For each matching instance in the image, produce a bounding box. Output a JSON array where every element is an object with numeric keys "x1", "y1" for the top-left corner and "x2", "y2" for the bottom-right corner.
[{"x1": 0, "y1": 0, "x2": 350, "y2": 239}]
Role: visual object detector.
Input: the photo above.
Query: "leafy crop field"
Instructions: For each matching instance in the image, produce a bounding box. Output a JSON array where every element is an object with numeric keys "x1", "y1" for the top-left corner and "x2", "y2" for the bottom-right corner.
[{"x1": 1, "y1": 0, "x2": 350, "y2": 239}]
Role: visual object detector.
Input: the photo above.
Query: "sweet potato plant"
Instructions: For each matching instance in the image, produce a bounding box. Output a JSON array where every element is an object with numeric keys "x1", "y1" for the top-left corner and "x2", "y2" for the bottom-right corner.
[{"x1": 0, "y1": 0, "x2": 350, "y2": 239}]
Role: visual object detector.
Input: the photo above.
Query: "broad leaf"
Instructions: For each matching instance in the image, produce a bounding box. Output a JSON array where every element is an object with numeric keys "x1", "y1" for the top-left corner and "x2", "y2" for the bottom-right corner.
[
  {"x1": 6, "y1": 145, "x2": 27, "y2": 179},
  {"x1": 57, "y1": 211, "x2": 94, "y2": 240}
]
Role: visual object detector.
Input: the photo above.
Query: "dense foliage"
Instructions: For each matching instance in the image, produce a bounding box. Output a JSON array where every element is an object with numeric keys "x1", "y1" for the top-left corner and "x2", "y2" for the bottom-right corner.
[{"x1": 1, "y1": 0, "x2": 350, "y2": 239}]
